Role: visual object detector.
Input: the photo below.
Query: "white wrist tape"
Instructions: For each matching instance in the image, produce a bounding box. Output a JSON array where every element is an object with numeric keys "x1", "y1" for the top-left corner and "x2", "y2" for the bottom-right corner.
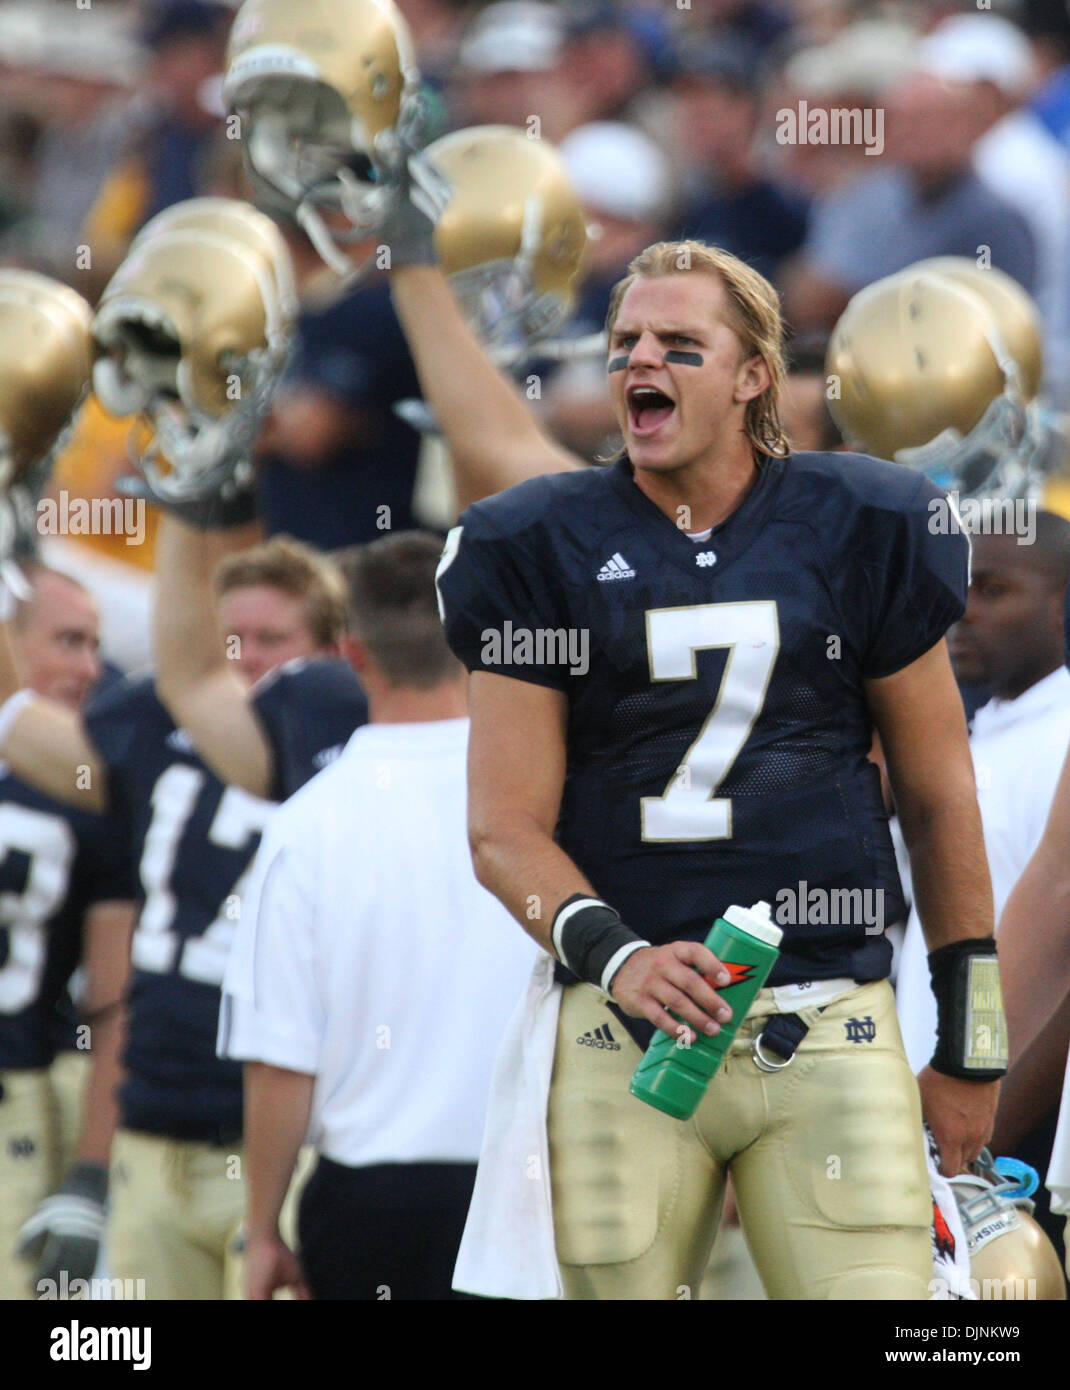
[{"x1": 0, "y1": 688, "x2": 35, "y2": 750}]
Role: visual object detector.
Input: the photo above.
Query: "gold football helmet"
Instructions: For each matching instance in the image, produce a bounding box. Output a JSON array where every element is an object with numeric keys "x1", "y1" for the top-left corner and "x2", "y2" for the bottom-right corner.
[
  {"x1": 130, "y1": 197, "x2": 298, "y2": 326},
  {"x1": 223, "y1": 0, "x2": 422, "y2": 276},
  {"x1": 911, "y1": 257, "x2": 1043, "y2": 404},
  {"x1": 0, "y1": 269, "x2": 93, "y2": 490},
  {"x1": 92, "y1": 205, "x2": 295, "y2": 502},
  {"x1": 827, "y1": 267, "x2": 1037, "y2": 498},
  {"x1": 427, "y1": 125, "x2": 588, "y2": 352},
  {"x1": 950, "y1": 1153, "x2": 1066, "y2": 1300}
]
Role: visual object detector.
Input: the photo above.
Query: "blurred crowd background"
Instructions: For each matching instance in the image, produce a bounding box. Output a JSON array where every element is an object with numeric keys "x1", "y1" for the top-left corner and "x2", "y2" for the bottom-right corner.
[{"x1": 3, "y1": 0, "x2": 1070, "y2": 665}]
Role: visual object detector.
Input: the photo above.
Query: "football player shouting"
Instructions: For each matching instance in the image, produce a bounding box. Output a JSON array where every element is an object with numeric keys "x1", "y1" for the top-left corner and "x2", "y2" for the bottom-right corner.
[{"x1": 414, "y1": 235, "x2": 1005, "y2": 1298}]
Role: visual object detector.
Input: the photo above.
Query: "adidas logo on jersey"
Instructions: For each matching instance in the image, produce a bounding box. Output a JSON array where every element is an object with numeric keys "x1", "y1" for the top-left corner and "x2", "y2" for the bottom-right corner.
[
  {"x1": 597, "y1": 553, "x2": 636, "y2": 582},
  {"x1": 166, "y1": 728, "x2": 196, "y2": 754},
  {"x1": 576, "y1": 1024, "x2": 621, "y2": 1050}
]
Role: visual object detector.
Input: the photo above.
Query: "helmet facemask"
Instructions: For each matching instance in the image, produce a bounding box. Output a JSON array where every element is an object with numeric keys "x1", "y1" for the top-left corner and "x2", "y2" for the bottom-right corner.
[
  {"x1": 92, "y1": 248, "x2": 291, "y2": 505},
  {"x1": 235, "y1": 74, "x2": 419, "y2": 281}
]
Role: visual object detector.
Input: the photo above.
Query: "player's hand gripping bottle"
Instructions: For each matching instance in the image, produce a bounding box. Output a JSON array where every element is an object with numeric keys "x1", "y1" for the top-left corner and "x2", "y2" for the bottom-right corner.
[{"x1": 630, "y1": 901, "x2": 782, "y2": 1120}]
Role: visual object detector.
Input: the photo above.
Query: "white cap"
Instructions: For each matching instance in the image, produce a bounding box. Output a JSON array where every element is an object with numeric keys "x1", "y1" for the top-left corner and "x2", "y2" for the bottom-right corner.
[
  {"x1": 458, "y1": 2, "x2": 563, "y2": 75},
  {"x1": 559, "y1": 122, "x2": 673, "y2": 224},
  {"x1": 0, "y1": 1, "x2": 145, "y2": 86},
  {"x1": 723, "y1": 900, "x2": 783, "y2": 948},
  {"x1": 915, "y1": 14, "x2": 1035, "y2": 97},
  {"x1": 785, "y1": 21, "x2": 918, "y2": 99}
]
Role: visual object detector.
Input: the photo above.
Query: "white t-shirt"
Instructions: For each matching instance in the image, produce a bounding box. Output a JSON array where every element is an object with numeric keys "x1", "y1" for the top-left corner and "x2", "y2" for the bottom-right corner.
[
  {"x1": 896, "y1": 667, "x2": 1070, "y2": 1072},
  {"x1": 218, "y1": 717, "x2": 538, "y2": 1167}
]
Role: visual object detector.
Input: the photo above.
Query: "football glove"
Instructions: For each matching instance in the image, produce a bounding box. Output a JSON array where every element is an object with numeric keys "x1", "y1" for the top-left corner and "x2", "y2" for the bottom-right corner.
[
  {"x1": 16, "y1": 1161, "x2": 109, "y2": 1291},
  {"x1": 116, "y1": 464, "x2": 259, "y2": 533}
]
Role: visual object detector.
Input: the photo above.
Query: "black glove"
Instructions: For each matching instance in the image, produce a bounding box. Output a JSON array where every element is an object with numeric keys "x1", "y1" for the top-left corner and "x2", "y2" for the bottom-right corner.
[
  {"x1": 16, "y1": 1161, "x2": 109, "y2": 1291},
  {"x1": 116, "y1": 465, "x2": 259, "y2": 532},
  {"x1": 373, "y1": 124, "x2": 452, "y2": 270}
]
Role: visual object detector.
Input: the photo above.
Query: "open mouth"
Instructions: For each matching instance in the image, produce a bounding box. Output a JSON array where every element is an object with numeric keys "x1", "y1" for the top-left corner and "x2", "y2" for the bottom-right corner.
[{"x1": 627, "y1": 384, "x2": 676, "y2": 436}]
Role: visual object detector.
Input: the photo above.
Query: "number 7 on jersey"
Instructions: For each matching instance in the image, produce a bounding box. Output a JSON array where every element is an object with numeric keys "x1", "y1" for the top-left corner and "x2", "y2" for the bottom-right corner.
[{"x1": 641, "y1": 601, "x2": 779, "y2": 842}]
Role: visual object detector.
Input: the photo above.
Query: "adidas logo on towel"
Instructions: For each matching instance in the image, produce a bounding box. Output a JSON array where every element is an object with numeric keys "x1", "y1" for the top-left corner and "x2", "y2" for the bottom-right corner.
[
  {"x1": 597, "y1": 553, "x2": 636, "y2": 581},
  {"x1": 576, "y1": 1024, "x2": 621, "y2": 1050}
]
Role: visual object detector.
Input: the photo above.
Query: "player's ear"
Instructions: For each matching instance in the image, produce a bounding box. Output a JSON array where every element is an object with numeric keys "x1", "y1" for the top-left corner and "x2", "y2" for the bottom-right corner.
[
  {"x1": 342, "y1": 634, "x2": 370, "y2": 674},
  {"x1": 734, "y1": 352, "x2": 770, "y2": 403}
]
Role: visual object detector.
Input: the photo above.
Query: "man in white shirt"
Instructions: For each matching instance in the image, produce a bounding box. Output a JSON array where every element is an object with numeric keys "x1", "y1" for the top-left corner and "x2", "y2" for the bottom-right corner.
[
  {"x1": 217, "y1": 532, "x2": 536, "y2": 1300},
  {"x1": 897, "y1": 514, "x2": 1070, "y2": 1072}
]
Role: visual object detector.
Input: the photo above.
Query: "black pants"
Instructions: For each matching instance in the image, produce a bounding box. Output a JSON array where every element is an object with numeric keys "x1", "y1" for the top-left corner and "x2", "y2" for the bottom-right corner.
[{"x1": 298, "y1": 1155, "x2": 479, "y2": 1300}]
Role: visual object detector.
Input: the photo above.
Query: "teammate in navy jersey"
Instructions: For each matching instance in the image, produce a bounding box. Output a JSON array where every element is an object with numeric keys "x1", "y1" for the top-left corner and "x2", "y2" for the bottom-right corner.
[
  {"x1": 384, "y1": 227, "x2": 1005, "y2": 1298},
  {"x1": 0, "y1": 568, "x2": 135, "y2": 1300},
  {"x1": 0, "y1": 537, "x2": 363, "y2": 1298}
]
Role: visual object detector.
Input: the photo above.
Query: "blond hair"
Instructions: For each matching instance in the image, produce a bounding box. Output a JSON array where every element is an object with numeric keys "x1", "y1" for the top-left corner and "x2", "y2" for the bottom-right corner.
[
  {"x1": 215, "y1": 535, "x2": 348, "y2": 649},
  {"x1": 605, "y1": 240, "x2": 790, "y2": 458}
]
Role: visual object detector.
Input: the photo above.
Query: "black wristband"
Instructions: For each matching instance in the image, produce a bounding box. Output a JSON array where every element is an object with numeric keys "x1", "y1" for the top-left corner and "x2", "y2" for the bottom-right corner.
[
  {"x1": 929, "y1": 936, "x2": 1008, "y2": 1081},
  {"x1": 551, "y1": 894, "x2": 649, "y2": 992}
]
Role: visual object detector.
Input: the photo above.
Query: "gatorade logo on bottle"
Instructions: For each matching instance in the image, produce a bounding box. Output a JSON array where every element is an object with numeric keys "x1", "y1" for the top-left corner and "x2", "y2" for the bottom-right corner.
[{"x1": 705, "y1": 962, "x2": 756, "y2": 988}]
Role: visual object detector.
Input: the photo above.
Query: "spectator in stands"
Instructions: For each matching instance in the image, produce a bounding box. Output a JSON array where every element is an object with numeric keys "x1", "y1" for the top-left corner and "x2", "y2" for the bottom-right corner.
[
  {"x1": 781, "y1": 40, "x2": 1037, "y2": 331},
  {"x1": 677, "y1": 0, "x2": 794, "y2": 58},
  {"x1": 448, "y1": 1, "x2": 583, "y2": 141},
  {"x1": 556, "y1": 3, "x2": 659, "y2": 127},
  {"x1": 78, "y1": 1, "x2": 233, "y2": 279},
  {"x1": 0, "y1": 2, "x2": 145, "y2": 277},
  {"x1": 1024, "y1": 0, "x2": 1070, "y2": 149},
  {"x1": 669, "y1": 37, "x2": 809, "y2": 286},
  {"x1": 913, "y1": 13, "x2": 1070, "y2": 404},
  {"x1": 537, "y1": 121, "x2": 674, "y2": 462}
]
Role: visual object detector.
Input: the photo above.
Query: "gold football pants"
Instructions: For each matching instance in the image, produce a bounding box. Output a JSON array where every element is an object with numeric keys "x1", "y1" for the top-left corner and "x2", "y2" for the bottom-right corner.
[
  {"x1": 108, "y1": 1129, "x2": 246, "y2": 1300},
  {"x1": 548, "y1": 979, "x2": 932, "y2": 1300},
  {"x1": 107, "y1": 1128, "x2": 314, "y2": 1300},
  {"x1": 0, "y1": 1068, "x2": 62, "y2": 1299}
]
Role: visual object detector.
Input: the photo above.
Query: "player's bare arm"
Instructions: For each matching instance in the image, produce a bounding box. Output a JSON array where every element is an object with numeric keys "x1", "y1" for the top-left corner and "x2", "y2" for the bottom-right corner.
[
  {"x1": 467, "y1": 670, "x2": 731, "y2": 1041},
  {"x1": 75, "y1": 900, "x2": 136, "y2": 1166},
  {"x1": 865, "y1": 638, "x2": 999, "y2": 1174},
  {"x1": 243, "y1": 1061, "x2": 313, "y2": 1301},
  {"x1": 992, "y1": 993, "x2": 1070, "y2": 1153},
  {"x1": 153, "y1": 514, "x2": 275, "y2": 800},
  {"x1": 390, "y1": 266, "x2": 580, "y2": 509},
  {"x1": 996, "y1": 744, "x2": 1070, "y2": 1064},
  {"x1": 0, "y1": 623, "x2": 106, "y2": 812}
]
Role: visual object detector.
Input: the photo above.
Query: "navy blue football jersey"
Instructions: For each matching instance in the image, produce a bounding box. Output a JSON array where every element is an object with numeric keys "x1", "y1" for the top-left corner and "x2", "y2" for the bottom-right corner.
[
  {"x1": 437, "y1": 452, "x2": 969, "y2": 986},
  {"x1": 0, "y1": 769, "x2": 133, "y2": 1070},
  {"x1": 81, "y1": 663, "x2": 366, "y2": 1141},
  {"x1": 252, "y1": 657, "x2": 368, "y2": 800}
]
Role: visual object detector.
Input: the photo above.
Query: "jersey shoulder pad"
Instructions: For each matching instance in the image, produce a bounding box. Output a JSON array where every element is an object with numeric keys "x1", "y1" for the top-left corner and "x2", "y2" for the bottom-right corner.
[
  {"x1": 252, "y1": 656, "x2": 366, "y2": 719},
  {"x1": 82, "y1": 672, "x2": 162, "y2": 770},
  {"x1": 461, "y1": 465, "x2": 607, "y2": 545},
  {"x1": 789, "y1": 453, "x2": 969, "y2": 678},
  {"x1": 437, "y1": 475, "x2": 605, "y2": 689}
]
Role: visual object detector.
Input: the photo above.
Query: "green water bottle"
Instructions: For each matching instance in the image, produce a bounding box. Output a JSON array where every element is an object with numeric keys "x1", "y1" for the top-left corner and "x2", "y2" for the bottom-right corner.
[{"x1": 630, "y1": 900, "x2": 783, "y2": 1120}]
